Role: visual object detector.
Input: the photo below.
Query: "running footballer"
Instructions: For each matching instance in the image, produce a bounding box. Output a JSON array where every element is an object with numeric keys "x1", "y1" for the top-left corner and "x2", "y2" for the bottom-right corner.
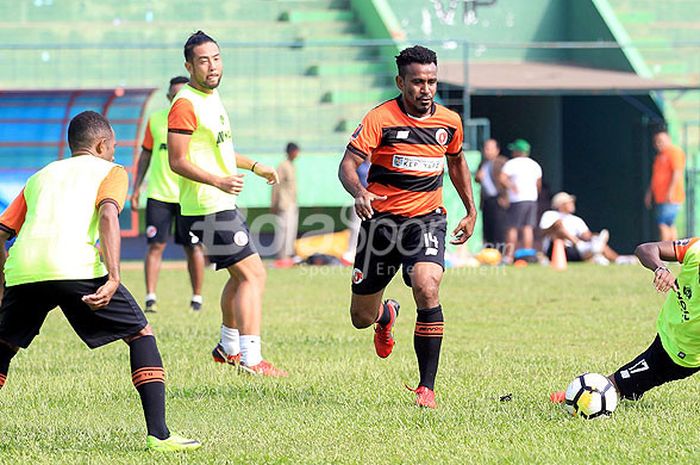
[{"x1": 338, "y1": 45, "x2": 477, "y2": 408}]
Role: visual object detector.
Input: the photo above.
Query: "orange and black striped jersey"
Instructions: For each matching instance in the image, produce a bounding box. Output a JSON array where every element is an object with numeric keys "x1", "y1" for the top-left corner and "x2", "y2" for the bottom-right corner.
[{"x1": 347, "y1": 96, "x2": 463, "y2": 218}]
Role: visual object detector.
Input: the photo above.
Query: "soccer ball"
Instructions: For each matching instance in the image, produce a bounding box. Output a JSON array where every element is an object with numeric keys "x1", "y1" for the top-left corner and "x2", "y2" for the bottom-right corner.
[{"x1": 564, "y1": 373, "x2": 618, "y2": 419}]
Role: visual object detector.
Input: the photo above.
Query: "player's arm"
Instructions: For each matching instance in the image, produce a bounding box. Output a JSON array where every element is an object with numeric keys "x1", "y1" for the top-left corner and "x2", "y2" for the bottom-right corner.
[
  {"x1": 0, "y1": 230, "x2": 8, "y2": 304},
  {"x1": 340, "y1": 115, "x2": 386, "y2": 220},
  {"x1": 667, "y1": 148, "x2": 684, "y2": 201},
  {"x1": 446, "y1": 153, "x2": 477, "y2": 245},
  {"x1": 130, "y1": 148, "x2": 152, "y2": 209},
  {"x1": 338, "y1": 148, "x2": 385, "y2": 221},
  {"x1": 82, "y1": 168, "x2": 128, "y2": 310},
  {"x1": 668, "y1": 169, "x2": 683, "y2": 201},
  {"x1": 0, "y1": 189, "x2": 28, "y2": 303},
  {"x1": 635, "y1": 240, "x2": 680, "y2": 293},
  {"x1": 167, "y1": 98, "x2": 244, "y2": 195},
  {"x1": 498, "y1": 170, "x2": 515, "y2": 193},
  {"x1": 235, "y1": 153, "x2": 278, "y2": 185},
  {"x1": 131, "y1": 122, "x2": 155, "y2": 209},
  {"x1": 168, "y1": 132, "x2": 243, "y2": 195},
  {"x1": 82, "y1": 202, "x2": 122, "y2": 310}
]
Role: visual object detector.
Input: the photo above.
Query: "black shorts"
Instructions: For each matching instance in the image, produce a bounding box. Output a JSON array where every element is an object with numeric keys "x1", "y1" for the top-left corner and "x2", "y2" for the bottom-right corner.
[
  {"x1": 613, "y1": 334, "x2": 700, "y2": 400},
  {"x1": 0, "y1": 276, "x2": 147, "y2": 350},
  {"x1": 177, "y1": 209, "x2": 257, "y2": 270},
  {"x1": 145, "y1": 198, "x2": 189, "y2": 245},
  {"x1": 545, "y1": 242, "x2": 583, "y2": 262},
  {"x1": 352, "y1": 210, "x2": 447, "y2": 295},
  {"x1": 506, "y1": 201, "x2": 538, "y2": 229}
]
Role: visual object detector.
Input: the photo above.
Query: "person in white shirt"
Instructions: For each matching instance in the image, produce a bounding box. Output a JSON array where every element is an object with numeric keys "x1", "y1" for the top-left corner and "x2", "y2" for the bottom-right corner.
[
  {"x1": 540, "y1": 192, "x2": 626, "y2": 264},
  {"x1": 499, "y1": 139, "x2": 542, "y2": 263}
]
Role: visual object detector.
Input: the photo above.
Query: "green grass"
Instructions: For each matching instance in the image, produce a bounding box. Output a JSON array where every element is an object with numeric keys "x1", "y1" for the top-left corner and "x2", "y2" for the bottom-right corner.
[{"x1": 1, "y1": 263, "x2": 699, "y2": 464}]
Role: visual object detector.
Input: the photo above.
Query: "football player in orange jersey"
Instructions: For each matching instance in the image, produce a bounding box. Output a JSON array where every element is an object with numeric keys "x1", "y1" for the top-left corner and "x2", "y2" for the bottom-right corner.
[{"x1": 339, "y1": 46, "x2": 477, "y2": 408}]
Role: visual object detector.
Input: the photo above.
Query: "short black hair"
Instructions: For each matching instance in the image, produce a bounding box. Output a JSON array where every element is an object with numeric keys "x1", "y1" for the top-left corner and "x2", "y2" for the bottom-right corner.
[
  {"x1": 184, "y1": 30, "x2": 218, "y2": 62},
  {"x1": 395, "y1": 45, "x2": 437, "y2": 76},
  {"x1": 652, "y1": 123, "x2": 668, "y2": 136},
  {"x1": 67, "y1": 111, "x2": 113, "y2": 153},
  {"x1": 286, "y1": 142, "x2": 299, "y2": 154},
  {"x1": 169, "y1": 76, "x2": 189, "y2": 87}
]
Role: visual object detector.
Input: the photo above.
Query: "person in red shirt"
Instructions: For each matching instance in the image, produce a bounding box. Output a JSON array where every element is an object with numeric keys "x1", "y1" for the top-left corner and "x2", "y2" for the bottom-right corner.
[
  {"x1": 645, "y1": 129, "x2": 685, "y2": 241},
  {"x1": 338, "y1": 45, "x2": 477, "y2": 409}
]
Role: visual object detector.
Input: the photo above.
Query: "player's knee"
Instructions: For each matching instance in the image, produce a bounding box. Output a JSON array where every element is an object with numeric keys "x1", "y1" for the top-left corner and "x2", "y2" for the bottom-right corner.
[
  {"x1": 244, "y1": 263, "x2": 267, "y2": 287},
  {"x1": 350, "y1": 308, "x2": 374, "y2": 329},
  {"x1": 148, "y1": 242, "x2": 166, "y2": 254},
  {"x1": 123, "y1": 324, "x2": 154, "y2": 344},
  {"x1": 0, "y1": 339, "x2": 18, "y2": 357},
  {"x1": 412, "y1": 276, "x2": 440, "y2": 303}
]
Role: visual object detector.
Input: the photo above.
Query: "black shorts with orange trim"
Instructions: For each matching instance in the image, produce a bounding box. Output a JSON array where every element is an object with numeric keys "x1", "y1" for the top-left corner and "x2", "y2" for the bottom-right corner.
[
  {"x1": 177, "y1": 209, "x2": 257, "y2": 270},
  {"x1": 0, "y1": 276, "x2": 147, "y2": 349},
  {"x1": 351, "y1": 210, "x2": 446, "y2": 295}
]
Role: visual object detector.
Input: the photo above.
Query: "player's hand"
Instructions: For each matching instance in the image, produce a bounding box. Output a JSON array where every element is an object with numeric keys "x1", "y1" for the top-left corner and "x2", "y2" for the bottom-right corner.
[
  {"x1": 214, "y1": 174, "x2": 245, "y2": 195},
  {"x1": 354, "y1": 189, "x2": 387, "y2": 221},
  {"x1": 130, "y1": 191, "x2": 140, "y2": 210},
  {"x1": 653, "y1": 266, "x2": 677, "y2": 293},
  {"x1": 82, "y1": 279, "x2": 119, "y2": 311},
  {"x1": 253, "y1": 163, "x2": 279, "y2": 185},
  {"x1": 450, "y1": 213, "x2": 477, "y2": 245}
]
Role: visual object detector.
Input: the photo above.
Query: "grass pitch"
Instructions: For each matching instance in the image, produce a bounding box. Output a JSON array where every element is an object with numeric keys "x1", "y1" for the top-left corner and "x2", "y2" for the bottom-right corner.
[{"x1": 1, "y1": 262, "x2": 699, "y2": 464}]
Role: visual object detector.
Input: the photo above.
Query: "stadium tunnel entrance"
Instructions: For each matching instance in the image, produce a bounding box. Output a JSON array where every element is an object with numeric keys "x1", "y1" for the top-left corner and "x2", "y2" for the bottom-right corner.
[
  {"x1": 0, "y1": 88, "x2": 157, "y2": 240},
  {"x1": 439, "y1": 62, "x2": 697, "y2": 253}
]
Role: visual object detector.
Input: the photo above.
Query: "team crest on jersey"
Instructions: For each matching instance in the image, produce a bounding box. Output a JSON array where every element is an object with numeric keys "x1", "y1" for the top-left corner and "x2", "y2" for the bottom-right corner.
[
  {"x1": 435, "y1": 128, "x2": 449, "y2": 146},
  {"x1": 351, "y1": 123, "x2": 364, "y2": 140},
  {"x1": 352, "y1": 268, "x2": 364, "y2": 284},
  {"x1": 146, "y1": 225, "x2": 157, "y2": 238}
]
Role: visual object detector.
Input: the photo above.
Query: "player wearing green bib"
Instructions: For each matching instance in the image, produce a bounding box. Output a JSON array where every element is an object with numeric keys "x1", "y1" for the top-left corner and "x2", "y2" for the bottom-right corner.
[
  {"x1": 552, "y1": 238, "x2": 700, "y2": 403},
  {"x1": 168, "y1": 31, "x2": 286, "y2": 377},
  {"x1": 131, "y1": 76, "x2": 205, "y2": 313},
  {"x1": 0, "y1": 111, "x2": 199, "y2": 452}
]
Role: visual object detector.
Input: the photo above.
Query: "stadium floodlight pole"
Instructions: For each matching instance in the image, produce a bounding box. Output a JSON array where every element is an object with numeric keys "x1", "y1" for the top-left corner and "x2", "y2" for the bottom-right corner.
[{"x1": 462, "y1": 40, "x2": 471, "y2": 150}]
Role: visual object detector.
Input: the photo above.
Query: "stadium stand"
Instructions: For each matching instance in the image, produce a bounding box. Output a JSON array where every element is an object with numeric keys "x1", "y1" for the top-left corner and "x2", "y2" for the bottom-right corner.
[
  {"x1": 1, "y1": 0, "x2": 698, "y2": 251},
  {"x1": 606, "y1": 0, "x2": 700, "y2": 149},
  {"x1": 0, "y1": 0, "x2": 397, "y2": 154}
]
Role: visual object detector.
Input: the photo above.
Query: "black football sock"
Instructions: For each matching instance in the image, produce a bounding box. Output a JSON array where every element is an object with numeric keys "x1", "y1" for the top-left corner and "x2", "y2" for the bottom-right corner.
[
  {"x1": 129, "y1": 335, "x2": 169, "y2": 440},
  {"x1": 0, "y1": 343, "x2": 16, "y2": 390},
  {"x1": 376, "y1": 301, "x2": 391, "y2": 326},
  {"x1": 413, "y1": 305, "x2": 444, "y2": 391}
]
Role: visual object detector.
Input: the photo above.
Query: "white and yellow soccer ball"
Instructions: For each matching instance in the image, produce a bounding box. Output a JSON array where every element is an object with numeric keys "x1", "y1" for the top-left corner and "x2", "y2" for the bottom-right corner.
[{"x1": 565, "y1": 373, "x2": 618, "y2": 419}]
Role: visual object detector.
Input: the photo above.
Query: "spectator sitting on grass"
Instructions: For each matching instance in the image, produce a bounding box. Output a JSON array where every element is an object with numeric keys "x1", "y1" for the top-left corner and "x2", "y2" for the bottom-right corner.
[{"x1": 539, "y1": 192, "x2": 634, "y2": 265}]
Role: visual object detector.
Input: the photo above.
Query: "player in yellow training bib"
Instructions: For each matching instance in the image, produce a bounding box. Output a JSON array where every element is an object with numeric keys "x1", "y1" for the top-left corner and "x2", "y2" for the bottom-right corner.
[
  {"x1": 0, "y1": 111, "x2": 200, "y2": 451},
  {"x1": 168, "y1": 31, "x2": 286, "y2": 377},
  {"x1": 131, "y1": 76, "x2": 205, "y2": 313},
  {"x1": 552, "y1": 238, "x2": 700, "y2": 403}
]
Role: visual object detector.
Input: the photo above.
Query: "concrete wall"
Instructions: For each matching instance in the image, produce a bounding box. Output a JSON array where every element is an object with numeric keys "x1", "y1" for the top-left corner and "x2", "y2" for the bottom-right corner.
[
  {"x1": 471, "y1": 96, "x2": 563, "y2": 193},
  {"x1": 386, "y1": 0, "x2": 568, "y2": 62},
  {"x1": 384, "y1": 0, "x2": 636, "y2": 70},
  {"x1": 562, "y1": 95, "x2": 656, "y2": 252}
]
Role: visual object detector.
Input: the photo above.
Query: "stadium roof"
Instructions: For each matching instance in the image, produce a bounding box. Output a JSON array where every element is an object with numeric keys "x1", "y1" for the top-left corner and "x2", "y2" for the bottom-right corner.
[
  {"x1": 439, "y1": 62, "x2": 696, "y2": 95},
  {"x1": 0, "y1": 87, "x2": 157, "y2": 237}
]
